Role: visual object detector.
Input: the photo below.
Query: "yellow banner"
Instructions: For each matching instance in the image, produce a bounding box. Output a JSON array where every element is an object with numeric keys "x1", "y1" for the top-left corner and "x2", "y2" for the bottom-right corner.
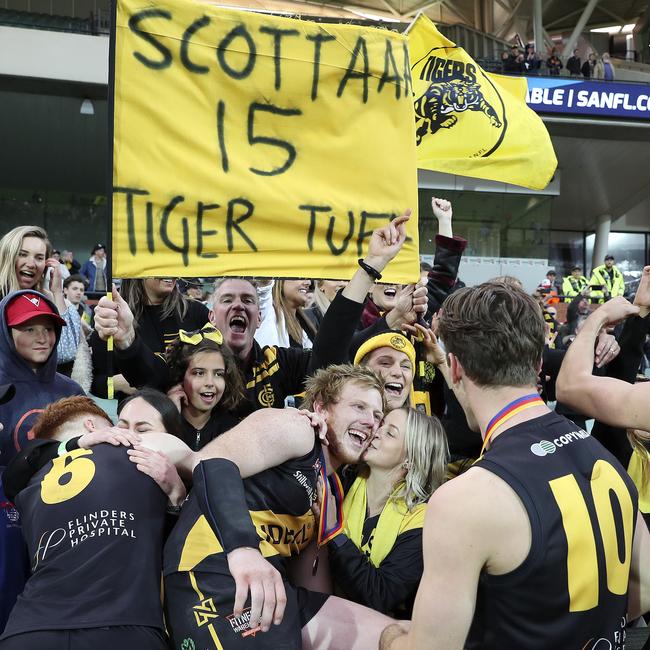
[
  {"x1": 408, "y1": 15, "x2": 557, "y2": 190},
  {"x1": 112, "y1": 0, "x2": 419, "y2": 283}
]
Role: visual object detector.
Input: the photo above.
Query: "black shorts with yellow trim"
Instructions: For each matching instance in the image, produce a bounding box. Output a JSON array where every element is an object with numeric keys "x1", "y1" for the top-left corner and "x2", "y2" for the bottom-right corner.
[{"x1": 164, "y1": 570, "x2": 328, "y2": 650}]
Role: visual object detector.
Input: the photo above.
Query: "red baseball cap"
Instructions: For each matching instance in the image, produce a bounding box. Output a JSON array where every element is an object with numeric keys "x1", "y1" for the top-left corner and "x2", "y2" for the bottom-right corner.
[{"x1": 6, "y1": 293, "x2": 66, "y2": 328}]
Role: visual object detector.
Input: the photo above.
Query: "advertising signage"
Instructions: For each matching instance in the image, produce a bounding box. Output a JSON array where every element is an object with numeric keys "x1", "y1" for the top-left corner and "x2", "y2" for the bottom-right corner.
[{"x1": 525, "y1": 77, "x2": 650, "y2": 120}]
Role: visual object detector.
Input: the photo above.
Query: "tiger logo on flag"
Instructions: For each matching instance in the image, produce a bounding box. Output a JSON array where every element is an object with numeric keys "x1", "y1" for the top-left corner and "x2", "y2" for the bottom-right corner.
[
  {"x1": 411, "y1": 52, "x2": 507, "y2": 159},
  {"x1": 414, "y1": 77, "x2": 502, "y2": 144}
]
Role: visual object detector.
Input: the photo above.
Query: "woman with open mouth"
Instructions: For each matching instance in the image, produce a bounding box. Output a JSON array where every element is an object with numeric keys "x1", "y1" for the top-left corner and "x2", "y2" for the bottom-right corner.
[
  {"x1": 164, "y1": 325, "x2": 246, "y2": 450},
  {"x1": 0, "y1": 225, "x2": 86, "y2": 376},
  {"x1": 326, "y1": 407, "x2": 449, "y2": 618},
  {"x1": 256, "y1": 278, "x2": 317, "y2": 350}
]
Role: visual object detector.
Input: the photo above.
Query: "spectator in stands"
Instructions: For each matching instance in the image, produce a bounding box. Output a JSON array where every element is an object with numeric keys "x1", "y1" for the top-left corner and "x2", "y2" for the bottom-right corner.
[
  {"x1": 596, "y1": 52, "x2": 615, "y2": 81},
  {"x1": 164, "y1": 326, "x2": 245, "y2": 448},
  {"x1": 503, "y1": 45, "x2": 524, "y2": 74},
  {"x1": 0, "y1": 226, "x2": 82, "y2": 374},
  {"x1": 51, "y1": 250, "x2": 70, "y2": 280},
  {"x1": 557, "y1": 294, "x2": 591, "y2": 348},
  {"x1": 524, "y1": 44, "x2": 540, "y2": 75},
  {"x1": 0, "y1": 226, "x2": 59, "y2": 305},
  {"x1": 500, "y1": 50, "x2": 510, "y2": 72},
  {"x1": 562, "y1": 265, "x2": 590, "y2": 301},
  {"x1": 63, "y1": 274, "x2": 92, "y2": 329},
  {"x1": 256, "y1": 279, "x2": 316, "y2": 349},
  {"x1": 303, "y1": 279, "x2": 348, "y2": 332},
  {"x1": 590, "y1": 254, "x2": 625, "y2": 302},
  {"x1": 330, "y1": 407, "x2": 448, "y2": 617},
  {"x1": 566, "y1": 49, "x2": 581, "y2": 76},
  {"x1": 581, "y1": 52, "x2": 597, "y2": 78},
  {"x1": 90, "y1": 278, "x2": 208, "y2": 401},
  {"x1": 0, "y1": 290, "x2": 83, "y2": 633},
  {"x1": 80, "y1": 243, "x2": 108, "y2": 293},
  {"x1": 538, "y1": 269, "x2": 560, "y2": 298},
  {"x1": 61, "y1": 250, "x2": 80, "y2": 275},
  {"x1": 546, "y1": 52, "x2": 563, "y2": 76},
  {"x1": 181, "y1": 279, "x2": 202, "y2": 302},
  {"x1": 361, "y1": 282, "x2": 402, "y2": 329}
]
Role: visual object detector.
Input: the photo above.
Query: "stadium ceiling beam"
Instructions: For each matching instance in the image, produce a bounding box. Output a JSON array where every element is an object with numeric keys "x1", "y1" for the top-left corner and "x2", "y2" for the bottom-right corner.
[
  {"x1": 561, "y1": 0, "x2": 600, "y2": 56},
  {"x1": 403, "y1": 0, "x2": 443, "y2": 18},
  {"x1": 441, "y1": 0, "x2": 473, "y2": 25},
  {"x1": 587, "y1": 2, "x2": 626, "y2": 24},
  {"x1": 545, "y1": 8, "x2": 584, "y2": 29},
  {"x1": 376, "y1": 0, "x2": 402, "y2": 17},
  {"x1": 542, "y1": 0, "x2": 556, "y2": 12},
  {"x1": 542, "y1": 27, "x2": 554, "y2": 49},
  {"x1": 493, "y1": 0, "x2": 512, "y2": 12},
  {"x1": 495, "y1": 0, "x2": 523, "y2": 37}
]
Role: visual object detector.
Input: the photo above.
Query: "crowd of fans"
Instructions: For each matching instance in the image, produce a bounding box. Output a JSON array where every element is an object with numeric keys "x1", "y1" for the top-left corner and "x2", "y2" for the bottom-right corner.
[
  {"x1": 0, "y1": 197, "x2": 649, "y2": 649},
  {"x1": 501, "y1": 43, "x2": 617, "y2": 80}
]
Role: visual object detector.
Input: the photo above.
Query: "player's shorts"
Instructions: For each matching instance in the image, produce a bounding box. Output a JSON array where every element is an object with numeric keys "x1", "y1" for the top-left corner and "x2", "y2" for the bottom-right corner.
[
  {"x1": 165, "y1": 570, "x2": 329, "y2": 649},
  {"x1": 0, "y1": 626, "x2": 167, "y2": 650}
]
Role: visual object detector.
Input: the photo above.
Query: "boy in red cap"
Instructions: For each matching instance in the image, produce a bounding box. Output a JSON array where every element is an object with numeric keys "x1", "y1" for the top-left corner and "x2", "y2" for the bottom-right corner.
[{"x1": 0, "y1": 290, "x2": 83, "y2": 633}]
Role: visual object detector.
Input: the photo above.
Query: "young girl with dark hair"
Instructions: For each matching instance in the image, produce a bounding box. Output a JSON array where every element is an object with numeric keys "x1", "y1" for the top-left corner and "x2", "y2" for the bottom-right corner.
[{"x1": 164, "y1": 325, "x2": 246, "y2": 450}]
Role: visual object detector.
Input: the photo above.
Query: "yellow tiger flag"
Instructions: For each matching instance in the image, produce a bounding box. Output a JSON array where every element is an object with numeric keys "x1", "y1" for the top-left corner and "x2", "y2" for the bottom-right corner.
[{"x1": 408, "y1": 15, "x2": 557, "y2": 190}]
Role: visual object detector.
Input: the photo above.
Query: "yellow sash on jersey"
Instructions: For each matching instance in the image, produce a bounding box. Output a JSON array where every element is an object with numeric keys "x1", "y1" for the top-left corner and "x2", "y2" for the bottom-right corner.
[
  {"x1": 342, "y1": 476, "x2": 426, "y2": 567},
  {"x1": 627, "y1": 449, "x2": 650, "y2": 513}
]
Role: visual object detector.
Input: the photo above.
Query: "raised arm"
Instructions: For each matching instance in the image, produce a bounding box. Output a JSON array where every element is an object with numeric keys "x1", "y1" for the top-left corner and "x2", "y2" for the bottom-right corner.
[
  {"x1": 309, "y1": 210, "x2": 422, "y2": 371},
  {"x1": 556, "y1": 294, "x2": 649, "y2": 430},
  {"x1": 425, "y1": 198, "x2": 467, "y2": 320}
]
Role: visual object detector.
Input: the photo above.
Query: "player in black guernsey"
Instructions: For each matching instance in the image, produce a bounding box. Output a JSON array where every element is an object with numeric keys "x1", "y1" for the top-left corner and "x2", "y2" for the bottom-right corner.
[
  {"x1": 381, "y1": 282, "x2": 650, "y2": 650},
  {"x1": 161, "y1": 364, "x2": 398, "y2": 650},
  {"x1": 0, "y1": 396, "x2": 176, "y2": 650}
]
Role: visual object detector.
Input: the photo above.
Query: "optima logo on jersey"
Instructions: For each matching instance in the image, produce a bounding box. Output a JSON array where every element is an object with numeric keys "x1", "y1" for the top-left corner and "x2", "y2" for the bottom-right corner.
[{"x1": 530, "y1": 429, "x2": 590, "y2": 457}]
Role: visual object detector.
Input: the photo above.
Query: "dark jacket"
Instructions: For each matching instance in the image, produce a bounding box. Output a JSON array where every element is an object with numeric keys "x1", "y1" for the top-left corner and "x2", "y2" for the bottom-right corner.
[
  {"x1": 566, "y1": 55, "x2": 581, "y2": 75},
  {"x1": 90, "y1": 299, "x2": 208, "y2": 400},
  {"x1": 179, "y1": 407, "x2": 242, "y2": 451},
  {"x1": 0, "y1": 291, "x2": 84, "y2": 465}
]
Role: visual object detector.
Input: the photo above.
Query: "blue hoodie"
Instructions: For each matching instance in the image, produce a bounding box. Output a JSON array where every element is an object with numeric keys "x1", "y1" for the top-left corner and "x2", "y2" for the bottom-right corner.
[
  {"x1": 0, "y1": 290, "x2": 83, "y2": 466},
  {"x1": 0, "y1": 289, "x2": 83, "y2": 632}
]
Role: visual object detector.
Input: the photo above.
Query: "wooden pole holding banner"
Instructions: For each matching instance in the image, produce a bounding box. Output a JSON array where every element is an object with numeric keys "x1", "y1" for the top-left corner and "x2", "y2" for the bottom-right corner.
[{"x1": 105, "y1": 0, "x2": 118, "y2": 401}]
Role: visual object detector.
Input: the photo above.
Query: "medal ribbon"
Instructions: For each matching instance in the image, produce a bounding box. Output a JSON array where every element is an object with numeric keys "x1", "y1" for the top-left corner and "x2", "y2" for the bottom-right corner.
[
  {"x1": 477, "y1": 393, "x2": 545, "y2": 460},
  {"x1": 316, "y1": 452, "x2": 344, "y2": 547}
]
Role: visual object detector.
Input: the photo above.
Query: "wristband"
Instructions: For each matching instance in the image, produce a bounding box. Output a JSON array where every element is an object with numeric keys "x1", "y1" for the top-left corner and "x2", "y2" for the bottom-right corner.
[
  {"x1": 358, "y1": 259, "x2": 382, "y2": 281},
  {"x1": 192, "y1": 459, "x2": 260, "y2": 554}
]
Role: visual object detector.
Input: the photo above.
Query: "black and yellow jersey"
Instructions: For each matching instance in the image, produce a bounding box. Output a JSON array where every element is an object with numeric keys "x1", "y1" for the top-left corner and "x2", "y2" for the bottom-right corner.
[
  {"x1": 467, "y1": 413, "x2": 637, "y2": 650},
  {"x1": 164, "y1": 443, "x2": 321, "y2": 577},
  {"x1": 2, "y1": 444, "x2": 167, "y2": 640}
]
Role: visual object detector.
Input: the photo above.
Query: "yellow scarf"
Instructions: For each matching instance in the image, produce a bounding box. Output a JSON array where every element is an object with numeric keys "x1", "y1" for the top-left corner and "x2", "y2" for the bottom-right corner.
[{"x1": 342, "y1": 476, "x2": 426, "y2": 567}]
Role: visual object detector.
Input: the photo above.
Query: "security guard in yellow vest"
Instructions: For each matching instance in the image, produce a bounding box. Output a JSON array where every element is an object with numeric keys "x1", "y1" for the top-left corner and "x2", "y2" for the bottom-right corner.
[
  {"x1": 589, "y1": 254, "x2": 625, "y2": 303},
  {"x1": 561, "y1": 266, "x2": 590, "y2": 302}
]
